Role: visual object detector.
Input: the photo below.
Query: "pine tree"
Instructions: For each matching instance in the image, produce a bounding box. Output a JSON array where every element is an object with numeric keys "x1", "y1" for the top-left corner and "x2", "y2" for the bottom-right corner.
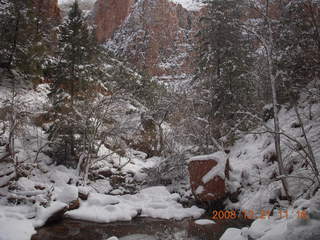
[
  {"x1": 48, "y1": 1, "x2": 100, "y2": 165},
  {"x1": 0, "y1": 0, "x2": 51, "y2": 81},
  {"x1": 194, "y1": 0, "x2": 255, "y2": 147},
  {"x1": 275, "y1": 0, "x2": 320, "y2": 100}
]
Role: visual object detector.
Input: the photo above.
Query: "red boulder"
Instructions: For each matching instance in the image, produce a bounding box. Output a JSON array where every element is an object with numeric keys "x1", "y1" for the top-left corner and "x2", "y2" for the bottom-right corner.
[{"x1": 188, "y1": 152, "x2": 228, "y2": 202}]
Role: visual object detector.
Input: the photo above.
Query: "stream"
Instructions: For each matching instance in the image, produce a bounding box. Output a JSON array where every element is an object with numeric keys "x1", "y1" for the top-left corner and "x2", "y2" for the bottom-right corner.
[{"x1": 31, "y1": 216, "x2": 252, "y2": 240}]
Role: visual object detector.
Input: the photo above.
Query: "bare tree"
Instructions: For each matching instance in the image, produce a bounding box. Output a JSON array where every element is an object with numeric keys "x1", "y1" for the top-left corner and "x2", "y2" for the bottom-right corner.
[{"x1": 236, "y1": 0, "x2": 291, "y2": 200}]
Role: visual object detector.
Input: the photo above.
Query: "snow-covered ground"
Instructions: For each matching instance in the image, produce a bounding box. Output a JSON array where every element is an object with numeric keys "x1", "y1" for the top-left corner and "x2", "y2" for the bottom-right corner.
[
  {"x1": 220, "y1": 199, "x2": 320, "y2": 240},
  {"x1": 0, "y1": 81, "x2": 205, "y2": 240},
  {"x1": 224, "y1": 88, "x2": 320, "y2": 211}
]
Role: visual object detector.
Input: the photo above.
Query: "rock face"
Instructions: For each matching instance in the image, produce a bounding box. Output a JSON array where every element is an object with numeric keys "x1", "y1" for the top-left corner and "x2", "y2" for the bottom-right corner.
[
  {"x1": 93, "y1": 0, "x2": 135, "y2": 42},
  {"x1": 93, "y1": 0, "x2": 202, "y2": 81},
  {"x1": 188, "y1": 153, "x2": 228, "y2": 202},
  {"x1": 33, "y1": 0, "x2": 61, "y2": 21}
]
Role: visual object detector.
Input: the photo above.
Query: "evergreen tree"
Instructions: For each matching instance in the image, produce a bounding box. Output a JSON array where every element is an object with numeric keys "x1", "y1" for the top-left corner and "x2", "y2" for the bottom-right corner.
[
  {"x1": 50, "y1": 1, "x2": 98, "y2": 100},
  {"x1": 0, "y1": 0, "x2": 51, "y2": 81},
  {"x1": 48, "y1": 1, "x2": 101, "y2": 165},
  {"x1": 275, "y1": 0, "x2": 320, "y2": 100},
  {"x1": 194, "y1": 0, "x2": 255, "y2": 147}
]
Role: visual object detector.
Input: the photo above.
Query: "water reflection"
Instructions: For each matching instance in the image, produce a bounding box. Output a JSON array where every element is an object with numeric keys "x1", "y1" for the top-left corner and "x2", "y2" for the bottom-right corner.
[{"x1": 31, "y1": 217, "x2": 251, "y2": 240}]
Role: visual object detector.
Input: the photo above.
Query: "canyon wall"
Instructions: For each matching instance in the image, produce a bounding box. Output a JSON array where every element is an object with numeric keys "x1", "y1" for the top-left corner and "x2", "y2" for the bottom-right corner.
[
  {"x1": 93, "y1": 0, "x2": 135, "y2": 42},
  {"x1": 93, "y1": 0, "x2": 203, "y2": 81}
]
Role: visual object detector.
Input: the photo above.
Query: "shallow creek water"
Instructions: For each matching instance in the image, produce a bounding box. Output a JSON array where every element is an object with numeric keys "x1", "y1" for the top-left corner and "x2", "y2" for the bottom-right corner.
[{"x1": 31, "y1": 216, "x2": 252, "y2": 240}]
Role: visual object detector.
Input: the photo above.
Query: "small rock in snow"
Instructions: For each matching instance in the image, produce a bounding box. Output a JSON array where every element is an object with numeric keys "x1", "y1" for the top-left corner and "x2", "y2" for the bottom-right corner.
[
  {"x1": 220, "y1": 228, "x2": 246, "y2": 240},
  {"x1": 106, "y1": 237, "x2": 119, "y2": 240}
]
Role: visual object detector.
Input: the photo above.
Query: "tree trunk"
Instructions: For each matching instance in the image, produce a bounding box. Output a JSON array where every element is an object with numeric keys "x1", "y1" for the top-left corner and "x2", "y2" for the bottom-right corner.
[
  {"x1": 267, "y1": 28, "x2": 291, "y2": 202},
  {"x1": 292, "y1": 100, "x2": 320, "y2": 183}
]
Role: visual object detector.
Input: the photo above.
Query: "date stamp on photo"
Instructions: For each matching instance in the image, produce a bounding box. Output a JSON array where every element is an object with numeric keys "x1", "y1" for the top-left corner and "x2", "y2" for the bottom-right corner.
[{"x1": 212, "y1": 209, "x2": 309, "y2": 220}]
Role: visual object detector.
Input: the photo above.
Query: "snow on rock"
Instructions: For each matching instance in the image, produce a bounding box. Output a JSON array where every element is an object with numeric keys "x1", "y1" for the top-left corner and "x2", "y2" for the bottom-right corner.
[
  {"x1": 66, "y1": 186, "x2": 204, "y2": 223},
  {"x1": 189, "y1": 151, "x2": 227, "y2": 181},
  {"x1": 188, "y1": 151, "x2": 227, "y2": 202},
  {"x1": 120, "y1": 235, "x2": 155, "y2": 240},
  {"x1": 89, "y1": 179, "x2": 113, "y2": 194},
  {"x1": 195, "y1": 185, "x2": 204, "y2": 194},
  {"x1": 169, "y1": 0, "x2": 204, "y2": 11},
  {"x1": 55, "y1": 185, "x2": 78, "y2": 204},
  {"x1": 247, "y1": 218, "x2": 278, "y2": 239},
  {"x1": 220, "y1": 228, "x2": 246, "y2": 240},
  {"x1": 107, "y1": 237, "x2": 119, "y2": 240},
  {"x1": 78, "y1": 186, "x2": 90, "y2": 200},
  {"x1": 32, "y1": 202, "x2": 68, "y2": 228},
  {"x1": 194, "y1": 219, "x2": 215, "y2": 225},
  {"x1": 188, "y1": 151, "x2": 226, "y2": 163},
  {"x1": 16, "y1": 177, "x2": 37, "y2": 191}
]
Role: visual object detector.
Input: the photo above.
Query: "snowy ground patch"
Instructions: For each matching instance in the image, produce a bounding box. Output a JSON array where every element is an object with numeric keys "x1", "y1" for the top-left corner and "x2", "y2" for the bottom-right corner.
[{"x1": 0, "y1": 206, "x2": 36, "y2": 240}]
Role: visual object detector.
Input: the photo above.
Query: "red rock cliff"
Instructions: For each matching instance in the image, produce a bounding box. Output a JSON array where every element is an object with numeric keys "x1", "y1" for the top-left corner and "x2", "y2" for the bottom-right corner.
[
  {"x1": 93, "y1": 0, "x2": 202, "y2": 81},
  {"x1": 33, "y1": 0, "x2": 61, "y2": 21},
  {"x1": 93, "y1": 0, "x2": 135, "y2": 42}
]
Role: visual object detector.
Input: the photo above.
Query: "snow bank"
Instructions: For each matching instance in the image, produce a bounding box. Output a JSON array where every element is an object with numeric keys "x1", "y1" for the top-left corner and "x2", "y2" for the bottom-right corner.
[
  {"x1": 66, "y1": 186, "x2": 204, "y2": 223},
  {"x1": 220, "y1": 205, "x2": 320, "y2": 240},
  {"x1": 32, "y1": 202, "x2": 68, "y2": 228},
  {"x1": 219, "y1": 88, "x2": 320, "y2": 239},
  {"x1": 0, "y1": 206, "x2": 36, "y2": 240}
]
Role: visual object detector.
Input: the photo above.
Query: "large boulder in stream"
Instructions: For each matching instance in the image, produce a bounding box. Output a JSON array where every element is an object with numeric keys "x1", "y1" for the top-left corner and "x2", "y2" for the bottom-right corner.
[{"x1": 188, "y1": 151, "x2": 229, "y2": 202}]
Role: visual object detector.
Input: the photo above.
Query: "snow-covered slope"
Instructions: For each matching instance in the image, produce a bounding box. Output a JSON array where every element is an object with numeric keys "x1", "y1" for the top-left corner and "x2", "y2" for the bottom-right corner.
[
  {"x1": 226, "y1": 88, "x2": 320, "y2": 211},
  {"x1": 220, "y1": 85, "x2": 320, "y2": 239}
]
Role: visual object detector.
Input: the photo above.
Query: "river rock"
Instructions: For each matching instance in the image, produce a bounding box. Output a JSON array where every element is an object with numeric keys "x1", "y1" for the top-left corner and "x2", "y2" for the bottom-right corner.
[
  {"x1": 78, "y1": 186, "x2": 90, "y2": 200},
  {"x1": 188, "y1": 151, "x2": 228, "y2": 202},
  {"x1": 68, "y1": 199, "x2": 80, "y2": 210}
]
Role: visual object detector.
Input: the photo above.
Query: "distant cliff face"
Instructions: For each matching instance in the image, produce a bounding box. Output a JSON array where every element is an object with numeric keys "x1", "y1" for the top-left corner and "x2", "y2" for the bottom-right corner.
[
  {"x1": 93, "y1": 0, "x2": 135, "y2": 42},
  {"x1": 93, "y1": 0, "x2": 203, "y2": 81}
]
